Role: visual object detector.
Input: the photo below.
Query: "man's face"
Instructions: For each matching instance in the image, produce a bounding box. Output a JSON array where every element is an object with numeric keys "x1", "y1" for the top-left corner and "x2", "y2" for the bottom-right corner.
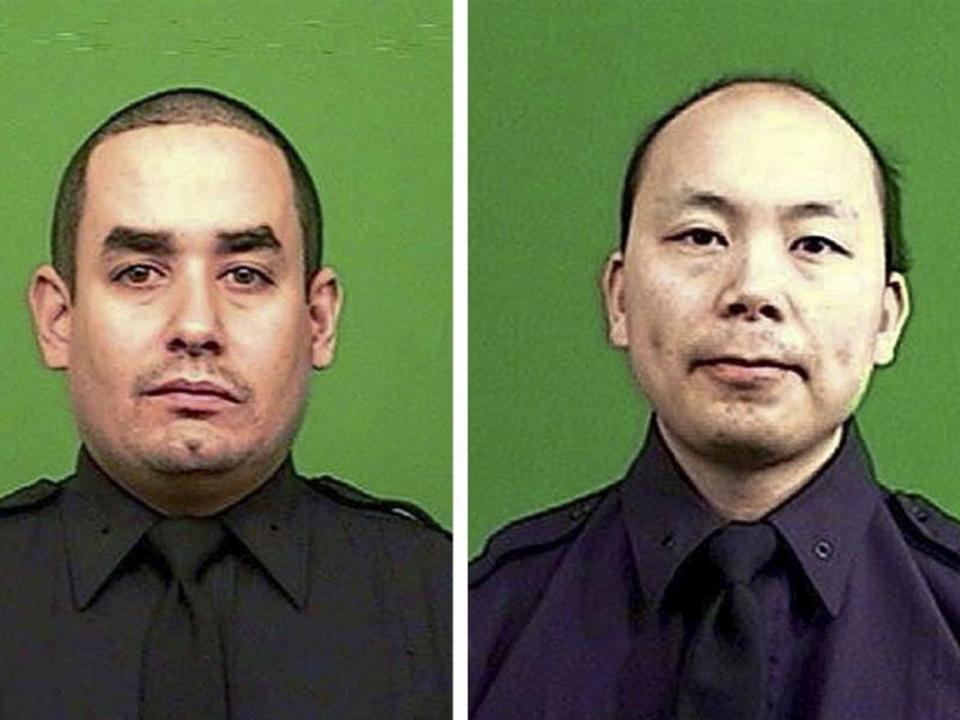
[
  {"x1": 36, "y1": 124, "x2": 337, "y2": 488},
  {"x1": 604, "y1": 85, "x2": 908, "y2": 466}
]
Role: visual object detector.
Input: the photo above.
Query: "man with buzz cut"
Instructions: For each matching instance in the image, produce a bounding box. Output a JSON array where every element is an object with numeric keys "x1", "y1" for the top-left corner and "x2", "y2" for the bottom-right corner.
[
  {"x1": 470, "y1": 77, "x2": 960, "y2": 719},
  {"x1": 0, "y1": 88, "x2": 449, "y2": 719}
]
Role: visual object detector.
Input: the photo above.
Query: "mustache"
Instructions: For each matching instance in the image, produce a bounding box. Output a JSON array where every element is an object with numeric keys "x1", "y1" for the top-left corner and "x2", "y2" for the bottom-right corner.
[{"x1": 133, "y1": 361, "x2": 253, "y2": 402}]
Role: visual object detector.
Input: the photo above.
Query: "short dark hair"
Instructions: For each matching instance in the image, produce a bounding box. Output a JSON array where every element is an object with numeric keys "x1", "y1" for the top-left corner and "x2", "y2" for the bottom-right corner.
[
  {"x1": 618, "y1": 75, "x2": 909, "y2": 275},
  {"x1": 51, "y1": 87, "x2": 322, "y2": 292}
]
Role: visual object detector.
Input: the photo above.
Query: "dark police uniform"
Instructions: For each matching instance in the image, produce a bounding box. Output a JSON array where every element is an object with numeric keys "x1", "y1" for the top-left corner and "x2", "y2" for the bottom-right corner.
[
  {"x1": 0, "y1": 448, "x2": 450, "y2": 720},
  {"x1": 470, "y1": 419, "x2": 960, "y2": 719}
]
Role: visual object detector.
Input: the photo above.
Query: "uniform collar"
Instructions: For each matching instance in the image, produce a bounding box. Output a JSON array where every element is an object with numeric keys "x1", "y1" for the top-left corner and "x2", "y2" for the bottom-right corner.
[
  {"x1": 765, "y1": 422, "x2": 883, "y2": 617},
  {"x1": 63, "y1": 447, "x2": 309, "y2": 611},
  {"x1": 220, "y1": 458, "x2": 309, "y2": 609},
  {"x1": 619, "y1": 422, "x2": 721, "y2": 614},
  {"x1": 620, "y1": 418, "x2": 883, "y2": 618}
]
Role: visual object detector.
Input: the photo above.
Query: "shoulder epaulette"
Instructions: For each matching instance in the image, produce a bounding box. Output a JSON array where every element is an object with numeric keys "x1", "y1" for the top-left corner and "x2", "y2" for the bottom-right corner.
[
  {"x1": 0, "y1": 479, "x2": 62, "y2": 515},
  {"x1": 889, "y1": 491, "x2": 960, "y2": 570},
  {"x1": 470, "y1": 484, "x2": 612, "y2": 587},
  {"x1": 305, "y1": 475, "x2": 449, "y2": 537}
]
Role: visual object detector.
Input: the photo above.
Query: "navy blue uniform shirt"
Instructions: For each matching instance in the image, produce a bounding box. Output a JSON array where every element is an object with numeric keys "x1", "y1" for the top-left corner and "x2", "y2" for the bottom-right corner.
[
  {"x1": 470, "y1": 420, "x2": 960, "y2": 719},
  {"x1": 0, "y1": 448, "x2": 450, "y2": 720}
]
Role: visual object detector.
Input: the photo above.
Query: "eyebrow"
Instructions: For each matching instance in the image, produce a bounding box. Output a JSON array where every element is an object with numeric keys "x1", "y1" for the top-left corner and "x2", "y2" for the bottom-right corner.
[
  {"x1": 100, "y1": 224, "x2": 283, "y2": 257},
  {"x1": 102, "y1": 227, "x2": 174, "y2": 256},
  {"x1": 674, "y1": 190, "x2": 740, "y2": 219},
  {"x1": 215, "y1": 225, "x2": 283, "y2": 255},
  {"x1": 668, "y1": 189, "x2": 854, "y2": 221},
  {"x1": 781, "y1": 201, "x2": 854, "y2": 221}
]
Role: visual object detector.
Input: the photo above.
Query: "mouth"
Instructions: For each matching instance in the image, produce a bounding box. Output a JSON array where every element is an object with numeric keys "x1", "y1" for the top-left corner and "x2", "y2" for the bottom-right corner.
[
  {"x1": 142, "y1": 379, "x2": 241, "y2": 408},
  {"x1": 693, "y1": 356, "x2": 809, "y2": 383}
]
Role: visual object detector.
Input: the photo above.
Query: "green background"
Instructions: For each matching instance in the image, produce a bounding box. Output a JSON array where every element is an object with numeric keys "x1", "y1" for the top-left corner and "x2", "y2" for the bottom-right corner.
[
  {"x1": 470, "y1": 0, "x2": 960, "y2": 553},
  {"x1": 0, "y1": 1, "x2": 451, "y2": 527}
]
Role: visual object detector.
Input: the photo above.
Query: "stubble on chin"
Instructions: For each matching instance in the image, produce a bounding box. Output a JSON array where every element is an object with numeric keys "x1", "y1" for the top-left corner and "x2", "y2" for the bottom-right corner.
[{"x1": 135, "y1": 424, "x2": 257, "y2": 477}]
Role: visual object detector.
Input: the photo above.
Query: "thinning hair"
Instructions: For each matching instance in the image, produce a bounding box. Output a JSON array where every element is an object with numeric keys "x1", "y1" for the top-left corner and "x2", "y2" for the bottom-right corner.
[
  {"x1": 618, "y1": 75, "x2": 909, "y2": 275},
  {"x1": 51, "y1": 87, "x2": 322, "y2": 292}
]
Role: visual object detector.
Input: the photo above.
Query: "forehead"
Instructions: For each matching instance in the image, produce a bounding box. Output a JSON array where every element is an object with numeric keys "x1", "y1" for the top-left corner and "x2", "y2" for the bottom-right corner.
[
  {"x1": 637, "y1": 85, "x2": 881, "y2": 213},
  {"x1": 80, "y1": 124, "x2": 297, "y2": 246}
]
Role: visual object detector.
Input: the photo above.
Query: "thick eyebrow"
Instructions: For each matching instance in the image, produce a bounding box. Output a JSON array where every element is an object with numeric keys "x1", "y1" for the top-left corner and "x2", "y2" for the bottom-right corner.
[
  {"x1": 100, "y1": 225, "x2": 283, "y2": 258},
  {"x1": 101, "y1": 227, "x2": 174, "y2": 257},
  {"x1": 214, "y1": 225, "x2": 283, "y2": 255}
]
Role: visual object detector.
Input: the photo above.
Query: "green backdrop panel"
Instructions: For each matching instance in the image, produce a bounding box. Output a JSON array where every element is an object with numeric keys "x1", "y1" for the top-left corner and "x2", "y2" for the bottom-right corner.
[
  {"x1": 470, "y1": 0, "x2": 960, "y2": 553},
  {"x1": 0, "y1": 1, "x2": 451, "y2": 527}
]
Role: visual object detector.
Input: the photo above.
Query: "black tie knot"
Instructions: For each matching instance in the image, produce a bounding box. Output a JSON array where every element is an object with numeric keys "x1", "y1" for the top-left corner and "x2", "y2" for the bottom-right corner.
[
  {"x1": 703, "y1": 522, "x2": 777, "y2": 586},
  {"x1": 148, "y1": 517, "x2": 226, "y2": 585}
]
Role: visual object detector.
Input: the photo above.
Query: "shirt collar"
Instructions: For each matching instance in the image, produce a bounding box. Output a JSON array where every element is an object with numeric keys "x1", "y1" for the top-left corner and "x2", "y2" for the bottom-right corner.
[
  {"x1": 620, "y1": 421, "x2": 723, "y2": 613},
  {"x1": 619, "y1": 418, "x2": 883, "y2": 618},
  {"x1": 63, "y1": 448, "x2": 159, "y2": 610},
  {"x1": 220, "y1": 457, "x2": 309, "y2": 609},
  {"x1": 63, "y1": 447, "x2": 309, "y2": 611},
  {"x1": 766, "y1": 421, "x2": 883, "y2": 617}
]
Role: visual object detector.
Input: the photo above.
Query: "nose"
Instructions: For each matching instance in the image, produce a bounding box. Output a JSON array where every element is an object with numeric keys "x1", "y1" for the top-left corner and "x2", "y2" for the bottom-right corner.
[
  {"x1": 718, "y1": 235, "x2": 788, "y2": 323},
  {"x1": 165, "y1": 274, "x2": 224, "y2": 358}
]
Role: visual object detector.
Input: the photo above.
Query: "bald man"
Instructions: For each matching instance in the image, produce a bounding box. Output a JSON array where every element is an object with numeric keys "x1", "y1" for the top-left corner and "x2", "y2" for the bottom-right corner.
[{"x1": 470, "y1": 77, "x2": 960, "y2": 718}]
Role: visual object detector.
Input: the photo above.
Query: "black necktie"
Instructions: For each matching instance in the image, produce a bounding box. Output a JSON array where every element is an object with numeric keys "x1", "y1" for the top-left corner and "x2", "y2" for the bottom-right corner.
[
  {"x1": 142, "y1": 517, "x2": 228, "y2": 720},
  {"x1": 674, "y1": 522, "x2": 778, "y2": 720}
]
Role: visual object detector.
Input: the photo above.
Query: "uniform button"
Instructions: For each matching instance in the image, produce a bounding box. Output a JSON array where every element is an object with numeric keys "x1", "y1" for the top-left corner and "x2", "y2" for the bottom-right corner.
[
  {"x1": 913, "y1": 506, "x2": 930, "y2": 523},
  {"x1": 660, "y1": 532, "x2": 675, "y2": 548},
  {"x1": 813, "y1": 539, "x2": 833, "y2": 560}
]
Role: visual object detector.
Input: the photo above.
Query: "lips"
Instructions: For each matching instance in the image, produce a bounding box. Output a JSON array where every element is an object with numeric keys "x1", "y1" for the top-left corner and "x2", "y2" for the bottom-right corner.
[
  {"x1": 693, "y1": 356, "x2": 808, "y2": 381},
  {"x1": 142, "y1": 379, "x2": 241, "y2": 403}
]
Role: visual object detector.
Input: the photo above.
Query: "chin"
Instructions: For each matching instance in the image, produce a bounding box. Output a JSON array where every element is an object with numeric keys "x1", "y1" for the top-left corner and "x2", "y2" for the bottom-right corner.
[
  {"x1": 144, "y1": 453, "x2": 245, "y2": 476},
  {"x1": 139, "y1": 432, "x2": 258, "y2": 477},
  {"x1": 664, "y1": 402, "x2": 825, "y2": 469},
  {"x1": 697, "y1": 427, "x2": 799, "y2": 469}
]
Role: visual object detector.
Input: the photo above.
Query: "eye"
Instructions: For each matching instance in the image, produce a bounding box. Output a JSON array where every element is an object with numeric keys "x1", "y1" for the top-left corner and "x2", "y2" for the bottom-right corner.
[
  {"x1": 791, "y1": 235, "x2": 851, "y2": 257},
  {"x1": 114, "y1": 264, "x2": 163, "y2": 286},
  {"x1": 667, "y1": 228, "x2": 728, "y2": 249},
  {"x1": 222, "y1": 266, "x2": 273, "y2": 288}
]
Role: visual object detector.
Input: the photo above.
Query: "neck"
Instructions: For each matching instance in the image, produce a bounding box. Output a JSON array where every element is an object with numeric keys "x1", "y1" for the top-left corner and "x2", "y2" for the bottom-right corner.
[
  {"x1": 657, "y1": 419, "x2": 844, "y2": 522},
  {"x1": 86, "y1": 446, "x2": 286, "y2": 517}
]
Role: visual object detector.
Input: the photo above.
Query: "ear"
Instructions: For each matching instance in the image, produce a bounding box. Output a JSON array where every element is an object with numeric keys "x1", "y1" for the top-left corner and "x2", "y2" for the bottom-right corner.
[
  {"x1": 28, "y1": 265, "x2": 72, "y2": 370},
  {"x1": 307, "y1": 267, "x2": 342, "y2": 370},
  {"x1": 873, "y1": 271, "x2": 910, "y2": 366},
  {"x1": 601, "y1": 250, "x2": 629, "y2": 348}
]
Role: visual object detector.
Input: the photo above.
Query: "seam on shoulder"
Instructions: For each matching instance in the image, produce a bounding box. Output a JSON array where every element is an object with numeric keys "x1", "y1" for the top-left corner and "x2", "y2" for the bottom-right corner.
[
  {"x1": 304, "y1": 475, "x2": 450, "y2": 538},
  {"x1": 889, "y1": 491, "x2": 960, "y2": 571},
  {"x1": 469, "y1": 481, "x2": 617, "y2": 587},
  {"x1": 0, "y1": 479, "x2": 63, "y2": 516}
]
